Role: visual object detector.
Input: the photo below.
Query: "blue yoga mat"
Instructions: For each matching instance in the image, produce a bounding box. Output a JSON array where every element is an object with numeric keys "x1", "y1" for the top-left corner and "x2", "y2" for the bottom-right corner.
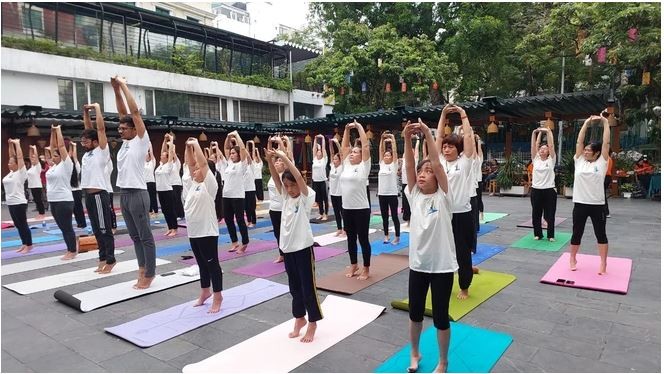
[
  {"x1": 477, "y1": 224, "x2": 498, "y2": 236},
  {"x1": 219, "y1": 219, "x2": 272, "y2": 235},
  {"x1": 2, "y1": 235, "x2": 63, "y2": 248},
  {"x1": 252, "y1": 231, "x2": 279, "y2": 242},
  {"x1": 156, "y1": 242, "x2": 193, "y2": 257},
  {"x1": 369, "y1": 233, "x2": 410, "y2": 255},
  {"x1": 472, "y1": 243, "x2": 507, "y2": 266},
  {"x1": 44, "y1": 227, "x2": 88, "y2": 235},
  {"x1": 375, "y1": 322, "x2": 512, "y2": 373}
]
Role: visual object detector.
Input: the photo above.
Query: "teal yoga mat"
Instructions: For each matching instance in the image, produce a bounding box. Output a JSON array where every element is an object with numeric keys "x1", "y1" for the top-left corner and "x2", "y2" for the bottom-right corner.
[
  {"x1": 375, "y1": 322, "x2": 512, "y2": 373},
  {"x1": 2, "y1": 235, "x2": 63, "y2": 248}
]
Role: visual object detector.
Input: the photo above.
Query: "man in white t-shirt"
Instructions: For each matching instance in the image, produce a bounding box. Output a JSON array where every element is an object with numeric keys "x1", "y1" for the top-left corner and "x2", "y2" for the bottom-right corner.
[{"x1": 112, "y1": 76, "x2": 156, "y2": 289}]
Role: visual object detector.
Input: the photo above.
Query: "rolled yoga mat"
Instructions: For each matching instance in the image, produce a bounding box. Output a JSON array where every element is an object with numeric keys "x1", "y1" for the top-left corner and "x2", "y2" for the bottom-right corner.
[
  {"x1": 511, "y1": 232, "x2": 572, "y2": 252},
  {"x1": 182, "y1": 295, "x2": 386, "y2": 373},
  {"x1": 2, "y1": 235, "x2": 64, "y2": 248},
  {"x1": 472, "y1": 243, "x2": 507, "y2": 266},
  {"x1": 232, "y1": 246, "x2": 346, "y2": 278},
  {"x1": 3, "y1": 259, "x2": 170, "y2": 295},
  {"x1": 105, "y1": 278, "x2": 289, "y2": 346},
  {"x1": 179, "y1": 240, "x2": 278, "y2": 265},
  {"x1": 375, "y1": 322, "x2": 513, "y2": 373},
  {"x1": 313, "y1": 229, "x2": 378, "y2": 247},
  {"x1": 390, "y1": 270, "x2": 516, "y2": 321},
  {"x1": 516, "y1": 216, "x2": 567, "y2": 228},
  {"x1": 480, "y1": 212, "x2": 508, "y2": 224},
  {"x1": 1, "y1": 250, "x2": 126, "y2": 276},
  {"x1": 540, "y1": 252, "x2": 632, "y2": 294},
  {"x1": 368, "y1": 233, "x2": 410, "y2": 255},
  {"x1": 316, "y1": 253, "x2": 409, "y2": 295},
  {"x1": 55, "y1": 267, "x2": 200, "y2": 312}
]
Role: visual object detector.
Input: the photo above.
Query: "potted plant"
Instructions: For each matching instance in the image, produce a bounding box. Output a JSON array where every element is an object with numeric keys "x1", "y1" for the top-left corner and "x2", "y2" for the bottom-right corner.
[
  {"x1": 558, "y1": 151, "x2": 575, "y2": 198},
  {"x1": 620, "y1": 183, "x2": 636, "y2": 198},
  {"x1": 496, "y1": 156, "x2": 526, "y2": 196}
]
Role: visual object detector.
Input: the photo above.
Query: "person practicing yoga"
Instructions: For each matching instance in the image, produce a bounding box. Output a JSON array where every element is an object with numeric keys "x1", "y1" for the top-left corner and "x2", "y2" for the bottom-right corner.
[
  {"x1": 311, "y1": 134, "x2": 330, "y2": 221},
  {"x1": 378, "y1": 131, "x2": 400, "y2": 244},
  {"x1": 530, "y1": 126, "x2": 558, "y2": 241},
  {"x1": 569, "y1": 114, "x2": 611, "y2": 274},
  {"x1": 69, "y1": 141, "x2": 87, "y2": 228},
  {"x1": 243, "y1": 141, "x2": 258, "y2": 227},
  {"x1": 145, "y1": 144, "x2": 159, "y2": 218},
  {"x1": 265, "y1": 135, "x2": 293, "y2": 263},
  {"x1": 26, "y1": 144, "x2": 45, "y2": 219},
  {"x1": 399, "y1": 136, "x2": 419, "y2": 227},
  {"x1": 222, "y1": 131, "x2": 250, "y2": 253},
  {"x1": 328, "y1": 137, "x2": 345, "y2": 237},
  {"x1": 266, "y1": 146, "x2": 323, "y2": 343},
  {"x1": 4, "y1": 138, "x2": 32, "y2": 254},
  {"x1": 156, "y1": 134, "x2": 179, "y2": 237}
]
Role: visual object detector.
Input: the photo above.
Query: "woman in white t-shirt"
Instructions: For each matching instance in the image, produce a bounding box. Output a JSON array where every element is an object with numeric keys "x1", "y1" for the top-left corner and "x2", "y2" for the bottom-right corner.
[
  {"x1": 27, "y1": 145, "x2": 45, "y2": 218},
  {"x1": 45, "y1": 125, "x2": 77, "y2": 260},
  {"x1": 223, "y1": 131, "x2": 250, "y2": 253},
  {"x1": 311, "y1": 134, "x2": 329, "y2": 221},
  {"x1": 530, "y1": 127, "x2": 557, "y2": 241},
  {"x1": 267, "y1": 147, "x2": 323, "y2": 343},
  {"x1": 569, "y1": 114, "x2": 611, "y2": 275},
  {"x1": 265, "y1": 136, "x2": 290, "y2": 263},
  {"x1": 378, "y1": 132, "x2": 400, "y2": 244},
  {"x1": 328, "y1": 138, "x2": 345, "y2": 237},
  {"x1": 144, "y1": 144, "x2": 158, "y2": 217},
  {"x1": 69, "y1": 142, "x2": 87, "y2": 228},
  {"x1": 435, "y1": 104, "x2": 477, "y2": 300},
  {"x1": 243, "y1": 141, "x2": 258, "y2": 227},
  {"x1": 252, "y1": 146, "x2": 265, "y2": 202},
  {"x1": 4, "y1": 138, "x2": 32, "y2": 253},
  {"x1": 340, "y1": 120, "x2": 372, "y2": 280},
  {"x1": 398, "y1": 137, "x2": 419, "y2": 226},
  {"x1": 403, "y1": 120, "x2": 457, "y2": 374},
  {"x1": 156, "y1": 135, "x2": 178, "y2": 237}
]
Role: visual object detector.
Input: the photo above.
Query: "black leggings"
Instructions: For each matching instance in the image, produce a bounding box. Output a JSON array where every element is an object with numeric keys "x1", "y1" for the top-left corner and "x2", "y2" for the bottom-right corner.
[
  {"x1": 283, "y1": 246, "x2": 323, "y2": 322},
  {"x1": 343, "y1": 208, "x2": 371, "y2": 267},
  {"x1": 401, "y1": 184, "x2": 411, "y2": 222},
  {"x1": 215, "y1": 176, "x2": 224, "y2": 221},
  {"x1": 50, "y1": 201, "x2": 76, "y2": 253},
  {"x1": 366, "y1": 185, "x2": 372, "y2": 207},
  {"x1": 312, "y1": 181, "x2": 329, "y2": 215},
  {"x1": 158, "y1": 190, "x2": 178, "y2": 230},
  {"x1": 109, "y1": 192, "x2": 117, "y2": 229},
  {"x1": 30, "y1": 188, "x2": 45, "y2": 214},
  {"x1": 452, "y1": 211, "x2": 474, "y2": 290},
  {"x1": 476, "y1": 181, "x2": 484, "y2": 212},
  {"x1": 8, "y1": 204, "x2": 32, "y2": 246},
  {"x1": 330, "y1": 195, "x2": 343, "y2": 230},
  {"x1": 85, "y1": 191, "x2": 115, "y2": 265},
  {"x1": 603, "y1": 175, "x2": 611, "y2": 216},
  {"x1": 269, "y1": 209, "x2": 284, "y2": 256},
  {"x1": 173, "y1": 184, "x2": 184, "y2": 218},
  {"x1": 571, "y1": 203, "x2": 608, "y2": 245},
  {"x1": 408, "y1": 270, "x2": 453, "y2": 330},
  {"x1": 190, "y1": 236, "x2": 223, "y2": 292},
  {"x1": 255, "y1": 179, "x2": 264, "y2": 201},
  {"x1": 531, "y1": 187, "x2": 557, "y2": 239},
  {"x1": 72, "y1": 190, "x2": 87, "y2": 228},
  {"x1": 379, "y1": 195, "x2": 400, "y2": 237},
  {"x1": 147, "y1": 182, "x2": 159, "y2": 214},
  {"x1": 223, "y1": 197, "x2": 249, "y2": 244},
  {"x1": 470, "y1": 195, "x2": 480, "y2": 235},
  {"x1": 244, "y1": 191, "x2": 257, "y2": 224}
]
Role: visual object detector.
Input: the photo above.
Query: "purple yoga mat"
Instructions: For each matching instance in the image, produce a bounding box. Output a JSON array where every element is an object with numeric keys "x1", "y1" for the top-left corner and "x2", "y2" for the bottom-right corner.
[
  {"x1": 180, "y1": 240, "x2": 278, "y2": 265},
  {"x1": 516, "y1": 217, "x2": 567, "y2": 228},
  {"x1": 232, "y1": 246, "x2": 347, "y2": 278}
]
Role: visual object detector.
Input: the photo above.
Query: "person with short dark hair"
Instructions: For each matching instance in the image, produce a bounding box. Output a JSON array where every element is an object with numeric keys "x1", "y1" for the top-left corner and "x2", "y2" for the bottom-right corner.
[
  {"x1": 4, "y1": 138, "x2": 32, "y2": 253},
  {"x1": 378, "y1": 131, "x2": 400, "y2": 244},
  {"x1": 265, "y1": 135, "x2": 292, "y2": 263},
  {"x1": 530, "y1": 126, "x2": 557, "y2": 241}
]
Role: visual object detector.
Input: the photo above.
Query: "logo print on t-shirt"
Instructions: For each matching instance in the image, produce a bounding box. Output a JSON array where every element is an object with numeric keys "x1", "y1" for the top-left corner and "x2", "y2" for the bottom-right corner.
[
  {"x1": 195, "y1": 185, "x2": 201, "y2": 192},
  {"x1": 293, "y1": 205, "x2": 299, "y2": 214},
  {"x1": 427, "y1": 200, "x2": 438, "y2": 216}
]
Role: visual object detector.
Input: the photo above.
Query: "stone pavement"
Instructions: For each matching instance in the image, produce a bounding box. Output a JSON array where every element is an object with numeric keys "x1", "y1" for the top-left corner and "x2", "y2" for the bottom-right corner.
[{"x1": 1, "y1": 194, "x2": 660, "y2": 372}]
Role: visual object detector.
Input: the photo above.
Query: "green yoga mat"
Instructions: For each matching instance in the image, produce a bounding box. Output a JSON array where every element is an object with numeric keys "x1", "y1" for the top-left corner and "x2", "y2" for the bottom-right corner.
[
  {"x1": 480, "y1": 212, "x2": 508, "y2": 224},
  {"x1": 511, "y1": 232, "x2": 572, "y2": 252},
  {"x1": 375, "y1": 322, "x2": 512, "y2": 373},
  {"x1": 370, "y1": 215, "x2": 384, "y2": 225},
  {"x1": 391, "y1": 270, "x2": 516, "y2": 321}
]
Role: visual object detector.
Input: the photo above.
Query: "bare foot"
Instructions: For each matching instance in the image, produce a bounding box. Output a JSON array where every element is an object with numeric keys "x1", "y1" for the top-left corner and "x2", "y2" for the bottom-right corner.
[
  {"x1": 548, "y1": 238, "x2": 555, "y2": 242},
  {"x1": 316, "y1": 215, "x2": 323, "y2": 220},
  {"x1": 193, "y1": 289, "x2": 212, "y2": 307},
  {"x1": 167, "y1": 230, "x2": 178, "y2": 237},
  {"x1": 300, "y1": 321, "x2": 317, "y2": 343},
  {"x1": 273, "y1": 256, "x2": 284, "y2": 263},
  {"x1": 133, "y1": 276, "x2": 154, "y2": 289},
  {"x1": 164, "y1": 229, "x2": 173, "y2": 236},
  {"x1": 61, "y1": 252, "x2": 77, "y2": 260},
  {"x1": 99, "y1": 262, "x2": 117, "y2": 274},
  {"x1": 236, "y1": 244, "x2": 248, "y2": 254},
  {"x1": 94, "y1": 261, "x2": 106, "y2": 272},
  {"x1": 345, "y1": 264, "x2": 359, "y2": 278},
  {"x1": 598, "y1": 262, "x2": 607, "y2": 275},
  {"x1": 335, "y1": 230, "x2": 342, "y2": 237},
  {"x1": 357, "y1": 267, "x2": 370, "y2": 280},
  {"x1": 407, "y1": 354, "x2": 421, "y2": 373},
  {"x1": 534, "y1": 236, "x2": 541, "y2": 241},
  {"x1": 392, "y1": 237, "x2": 400, "y2": 245},
  {"x1": 322, "y1": 214, "x2": 328, "y2": 221},
  {"x1": 433, "y1": 361, "x2": 448, "y2": 373},
  {"x1": 228, "y1": 242, "x2": 240, "y2": 252},
  {"x1": 133, "y1": 267, "x2": 145, "y2": 287},
  {"x1": 247, "y1": 223, "x2": 255, "y2": 228},
  {"x1": 383, "y1": 236, "x2": 390, "y2": 244},
  {"x1": 472, "y1": 266, "x2": 480, "y2": 274},
  {"x1": 289, "y1": 317, "x2": 307, "y2": 338},
  {"x1": 569, "y1": 257, "x2": 577, "y2": 271},
  {"x1": 457, "y1": 289, "x2": 469, "y2": 300},
  {"x1": 15, "y1": 245, "x2": 27, "y2": 253},
  {"x1": 208, "y1": 292, "x2": 223, "y2": 313}
]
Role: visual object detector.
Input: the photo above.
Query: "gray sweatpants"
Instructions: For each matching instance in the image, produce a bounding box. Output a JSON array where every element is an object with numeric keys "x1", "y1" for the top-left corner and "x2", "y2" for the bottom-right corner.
[{"x1": 120, "y1": 189, "x2": 157, "y2": 277}]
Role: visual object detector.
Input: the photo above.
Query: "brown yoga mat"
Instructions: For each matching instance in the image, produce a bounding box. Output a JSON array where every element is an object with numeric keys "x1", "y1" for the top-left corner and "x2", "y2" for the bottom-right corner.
[{"x1": 316, "y1": 253, "x2": 409, "y2": 295}]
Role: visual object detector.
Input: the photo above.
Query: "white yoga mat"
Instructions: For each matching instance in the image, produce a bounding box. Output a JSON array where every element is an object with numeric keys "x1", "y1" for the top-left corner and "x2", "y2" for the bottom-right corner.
[
  {"x1": 55, "y1": 267, "x2": 199, "y2": 312},
  {"x1": 182, "y1": 295, "x2": 385, "y2": 373},
  {"x1": 1, "y1": 250, "x2": 126, "y2": 276},
  {"x1": 3, "y1": 259, "x2": 170, "y2": 295},
  {"x1": 314, "y1": 229, "x2": 377, "y2": 247}
]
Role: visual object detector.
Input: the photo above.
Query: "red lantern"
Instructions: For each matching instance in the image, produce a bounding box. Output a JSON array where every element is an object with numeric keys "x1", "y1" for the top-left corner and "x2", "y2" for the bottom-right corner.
[
  {"x1": 401, "y1": 82, "x2": 407, "y2": 92},
  {"x1": 340, "y1": 87, "x2": 345, "y2": 96},
  {"x1": 385, "y1": 83, "x2": 392, "y2": 92}
]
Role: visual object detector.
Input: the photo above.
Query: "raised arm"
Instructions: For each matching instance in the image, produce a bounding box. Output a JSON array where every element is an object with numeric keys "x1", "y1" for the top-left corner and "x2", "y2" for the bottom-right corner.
[
  {"x1": 223, "y1": 135, "x2": 232, "y2": 159},
  {"x1": 29, "y1": 145, "x2": 38, "y2": 165},
  {"x1": 92, "y1": 103, "x2": 108, "y2": 150},
  {"x1": 184, "y1": 141, "x2": 194, "y2": 170},
  {"x1": 531, "y1": 129, "x2": 541, "y2": 160},
  {"x1": 402, "y1": 124, "x2": 417, "y2": 191},
  {"x1": 353, "y1": 120, "x2": 371, "y2": 162},
  {"x1": 436, "y1": 105, "x2": 453, "y2": 152},
  {"x1": 265, "y1": 146, "x2": 283, "y2": 195},
  {"x1": 600, "y1": 115, "x2": 610, "y2": 161},
  {"x1": 161, "y1": 133, "x2": 171, "y2": 156},
  {"x1": 69, "y1": 142, "x2": 78, "y2": 161},
  {"x1": 341, "y1": 123, "x2": 352, "y2": 160},
  {"x1": 82, "y1": 105, "x2": 93, "y2": 129},
  {"x1": 53, "y1": 125, "x2": 69, "y2": 161},
  {"x1": 232, "y1": 132, "x2": 247, "y2": 162},
  {"x1": 455, "y1": 106, "x2": 475, "y2": 158},
  {"x1": 576, "y1": 116, "x2": 594, "y2": 158},
  {"x1": 475, "y1": 134, "x2": 484, "y2": 161},
  {"x1": 168, "y1": 141, "x2": 176, "y2": 164},
  {"x1": 187, "y1": 138, "x2": 209, "y2": 182},
  {"x1": 319, "y1": 135, "x2": 328, "y2": 159},
  {"x1": 419, "y1": 119, "x2": 448, "y2": 193},
  {"x1": 379, "y1": 132, "x2": 386, "y2": 158},
  {"x1": 114, "y1": 76, "x2": 146, "y2": 138},
  {"x1": 110, "y1": 76, "x2": 129, "y2": 117},
  {"x1": 544, "y1": 127, "x2": 556, "y2": 160},
  {"x1": 10, "y1": 139, "x2": 25, "y2": 169},
  {"x1": 277, "y1": 149, "x2": 308, "y2": 196}
]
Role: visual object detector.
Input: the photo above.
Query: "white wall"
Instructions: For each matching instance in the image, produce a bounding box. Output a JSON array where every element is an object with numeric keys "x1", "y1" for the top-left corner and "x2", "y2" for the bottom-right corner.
[{"x1": 1, "y1": 71, "x2": 59, "y2": 108}]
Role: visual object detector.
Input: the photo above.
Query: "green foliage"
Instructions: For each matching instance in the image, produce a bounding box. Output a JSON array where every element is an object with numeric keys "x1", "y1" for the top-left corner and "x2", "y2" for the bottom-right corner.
[
  {"x1": 620, "y1": 183, "x2": 636, "y2": 193},
  {"x1": 496, "y1": 156, "x2": 524, "y2": 190},
  {"x1": 275, "y1": 24, "x2": 323, "y2": 51},
  {"x1": 559, "y1": 151, "x2": 576, "y2": 188}
]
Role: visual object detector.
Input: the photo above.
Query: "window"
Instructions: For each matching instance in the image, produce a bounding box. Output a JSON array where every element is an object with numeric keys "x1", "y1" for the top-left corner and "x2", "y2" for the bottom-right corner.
[
  {"x1": 58, "y1": 79, "x2": 74, "y2": 111},
  {"x1": 233, "y1": 100, "x2": 240, "y2": 122},
  {"x1": 280, "y1": 106, "x2": 286, "y2": 121},
  {"x1": 189, "y1": 95, "x2": 220, "y2": 120},
  {"x1": 58, "y1": 80, "x2": 104, "y2": 111},
  {"x1": 155, "y1": 6, "x2": 171, "y2": 15},
  {"x1": 221, "y1": 99, "x2": 228, "y2": 121},
  {"x1": 155, "y1": 90, "x2": 189, "y2": 117},
  {"x1": 186, "y1": 16, "x2": 199, "y2": 23},
  {"x1": 240, "y1": 100, "x2": 279, "y2": 122},
  {"x1": 21, "y1": 5, "x2": 43, "y2": 35},
  {"x1": 145, "y1": 90, "x2": 154, "y2": 116}
]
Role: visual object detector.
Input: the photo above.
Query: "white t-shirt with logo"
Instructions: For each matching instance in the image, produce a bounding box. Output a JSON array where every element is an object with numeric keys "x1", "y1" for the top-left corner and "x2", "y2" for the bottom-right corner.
[
  {"x1": 3, "y1": 166, "x2": 27, "y2": 205},
  {"x1": 183, "y1": 169, "x2": 219, "y2": 238},
  {"x1": 406, "y1": 185, "x2": 458, "y2": 273},
  {"x1": 340, "y1": 157, "x2": 371, "y2": 210},
  {"x1": 222, "y1": 160, "x2": 246, "y2": 198},
  {"x1": 573, "y1": 155, "x2": 608, "y2": 205},
  {"x1": 46, "y1": 157, "x2": 74, "y2": 202},
  {"x1": 27, "y1": 162, "x2": 42, "y2": 188},
  {"x1": 378, "y1": 161, "x2": 398, "y2": 196},
  {"x1": 81, "y1": 146, "x2": 110, "y2": 190},
  {"x1": 168, "y1": 157, "x2": 182, "y2": 186},
  {"x1": 253, "y1": 160, "x2": 263, "y2": 180},
  {"x1": 279, "y1": 186, "x2": 315, "y2": 253},
  {"x1": 243, "y1": 160, "x2": 256, "y2": 192},
  {"x1": 104, "y1": 159, "x2": 114, "y2": 193},
  {"x1": 144, "y1": 159, "x2": 155, "y2": 183},
  {"x1": 312, "y1": 156, "x2": 328, "y2": 182},
  {"x1": 440, "y1": 154, "x2": 473, "y2": 213},
  {"x1": 155, "y1": 162, "x2": 174, "y2": 191},
  {"x1": 329, "y1": 164, "x2": 343, "y2": 196},
  {"x1": 116, "y1": 134, "x2": 150, "y2": 189},
  {"x1": 532, "y1": 154, "x2": 557, "y2": 190}
]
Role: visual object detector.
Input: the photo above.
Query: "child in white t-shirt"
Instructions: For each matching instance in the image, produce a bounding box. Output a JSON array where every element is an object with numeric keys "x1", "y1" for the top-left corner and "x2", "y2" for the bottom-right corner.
[{"x1": 266, "y1": 146, "x2": 322, "y2": 343}]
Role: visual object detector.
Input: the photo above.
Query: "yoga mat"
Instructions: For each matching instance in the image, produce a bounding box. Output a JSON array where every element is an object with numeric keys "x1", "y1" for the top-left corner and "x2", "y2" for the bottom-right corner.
[
  {"x1": 369, "y1": 215, "x2": 384, "y2": 225},
  {"x1": 375, "y1": 322, "x2": 513, "y2": 373},
  {"x1": 391, "y1": 270, "x2": 516, "y2": 321},
  {"x1": 477, "y1": 224, "x2": 498, "y2": 236},
  {"x1": 232, "y1": 246, "x2": 346, "y2": 278},
  {"x1": 540, "y1": 253, "x2": 632, "y2": 294},
  {"x1": 472, "y1": 243, "x2": 506, "y2": 266},
  {"x1": 480, "y1": 213, "x2": 508, "y2": 224},
  {"x1": 105, "y1": 279, "x2": 290, "y2": 346},
  {"x1": 310, "y1": 216, "x2": 335, "y2": 224},
  {"x1": 316, "y1": 253, "x2": 409, "y2": 295},
  {"x1": 3, "y1": 259, "x2": 170, "y2": 295},
  {"x1": 182, "y1": 295, "x2": 386, "y2": 373},
  {"x1": 1, "y1": 250, "x2": 126, "y2": 276},
  {"x1": 511, "y1": 232, "x2": 572, "y2": 252},
  {"x1": 251, "y1": 231, "x2": 279, "y2": 242},
  {"x1": 2, "y1": 235, "x2": 63, "y2": 248},
  {"x1": 313, "y1": 229, "x2": 377, "y2": 247},
  {"x1": 1, "y1": 222, "x2": 14, "y2": 229},
  {"x1": 55, "y1": 267, "x2": 200, "y2": 312},
  {"x1": 43, "y1": 227, "x2": 88, "y2": 235},
  {"x1": 516, "y1": 216, "x2": 567, "y2": 228},
  {"x1": 156, "y1": 242, "x2": 193, "y2": 257},
  {"x1": 369, "y1": 233, "x2": 410, "y2": 255},
  {"x1": 218, "y1": 219, "x2": 272, "y2": 235},
  {"x1": 1, "y1": 234, "x2": 138, "y2": 260},
  {"x1": 180, "y1": 240, "x2": 278, "y2": 265}
]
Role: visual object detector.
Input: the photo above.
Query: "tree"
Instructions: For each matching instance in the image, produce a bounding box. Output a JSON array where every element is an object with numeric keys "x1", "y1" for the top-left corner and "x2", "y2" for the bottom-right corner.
[{"x1": 274, "y1": 24, "x2": 323, "y2": 51}]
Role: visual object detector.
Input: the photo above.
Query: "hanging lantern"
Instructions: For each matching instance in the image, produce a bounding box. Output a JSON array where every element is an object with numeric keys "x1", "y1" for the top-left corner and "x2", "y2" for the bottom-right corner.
[
  {"x1": 199, "y1": 131, "x2": 208, "y2": 142},
  {"x1": 361, "y1": 81, "x2": 367, "y2": 92},
  {"x1": 253, "y1": 135, "x2": 260, "y2": 144},
  {"x1": 340, "y1": 87, "x2": 345, "y2": 96},
  {"x1": 432, "y1": 81, "x2": 439, "y2": 90},
  {"x1": 544, "y1": 111, "x2": 555, "y2": 131},
  {"x1": 333, "y1": 127, "x2": 341, "y2": 142},
  {"x1": 597, "y1": 47, "x2": 607, "y2": 64},
  {"x1": 377, "y1": 58, "x2": 383, "y2": 67},
  {"x1": 444, "y1": 119, "x2": 452, "y2": 135},
  {"x1": 607, "y1": 106, "x2": 618, "y2": 127},
  {"x1": 401, "y1": 82, "x2": 407, "y2": 92},
  {"x1": 627, "y1": 28, "x2": 639, "y2": 42},
  {"x1": 385, "y1": 83, "x2": 391, "y2": 93},
  {"x1": 487, "y1": 115, "x2": 498, "y2": 134},
  {"x1": 27, "y1": 122, "x2": 40, "y2": 137},
  {"x1": 366, "y1": 124, "x2": 374, "y2": 140},
  {"x1": 642, "y1": 71, "x2": 651, "y2": 85},
  {"x1": 304, "y1": 131, "x2": 312, "y2": 144}
]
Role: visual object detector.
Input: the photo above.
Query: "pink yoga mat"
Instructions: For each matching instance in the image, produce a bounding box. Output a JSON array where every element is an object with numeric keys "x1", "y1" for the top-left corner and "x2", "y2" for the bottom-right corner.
[
  {"x1": 180, "y1": 240, "x2": 278, "y2": 265},
  {"x1": 232, "y1": 246, "x2": 346, "y2": 278},
  {"x1": 2, "y1": 223, "x2": 14, "y2": 229},
  {"x1": 540, "y1": 253, "x2": 632, "y2": 294},
  {"x1": 517, "y1": 217, "x2": 567, "y2": 228}
]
